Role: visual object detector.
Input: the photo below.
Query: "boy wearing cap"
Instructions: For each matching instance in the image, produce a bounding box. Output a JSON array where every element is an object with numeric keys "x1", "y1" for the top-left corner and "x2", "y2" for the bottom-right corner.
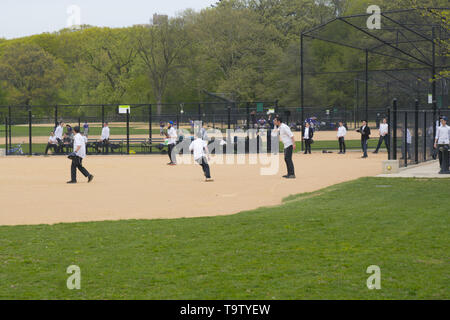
[
  {"x1": 434, "y1": 116, "x2": 450, "y2": 174},
  {"x1": 166, "y1": 121, "x2": 178, "y2": 165}
]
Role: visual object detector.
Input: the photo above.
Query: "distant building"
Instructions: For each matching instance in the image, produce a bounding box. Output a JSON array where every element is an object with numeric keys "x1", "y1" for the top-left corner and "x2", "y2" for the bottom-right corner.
[{"x1": 152, "y1": 14, "x2": 168, "y2": 25}]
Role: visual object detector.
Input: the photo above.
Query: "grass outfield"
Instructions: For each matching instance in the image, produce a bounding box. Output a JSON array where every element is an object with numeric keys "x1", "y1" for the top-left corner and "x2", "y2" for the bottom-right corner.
[{"x1": 0, "y1": 177, "x2": 448, "y2": 299}]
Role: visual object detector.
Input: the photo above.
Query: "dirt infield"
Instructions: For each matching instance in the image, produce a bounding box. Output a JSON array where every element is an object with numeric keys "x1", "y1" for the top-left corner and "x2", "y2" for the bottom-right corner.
[{"x1": 0, "y1": 153, "x2": 386, "y2": 226}]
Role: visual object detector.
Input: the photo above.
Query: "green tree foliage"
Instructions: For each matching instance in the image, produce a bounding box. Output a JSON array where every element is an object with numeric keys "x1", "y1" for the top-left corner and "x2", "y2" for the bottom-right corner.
[
  {"x1": 134, "y1": 17, "x2": 191, "y2": 114},
  {"x1": 0, "y1": 43, "x2": 65, "y2": 105},
  {"x1": 0, "y1": 0, "x2": 447, "y2": 114}
]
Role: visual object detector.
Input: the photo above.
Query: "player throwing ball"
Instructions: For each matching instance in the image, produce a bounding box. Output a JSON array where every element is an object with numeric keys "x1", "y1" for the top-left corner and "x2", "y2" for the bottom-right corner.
[
  {"x1": 67, "y1": 126, "x2": 94, "y2": 184},
  {"x1": 189, "y1": 132, "x2": 213, "y2": 182}
]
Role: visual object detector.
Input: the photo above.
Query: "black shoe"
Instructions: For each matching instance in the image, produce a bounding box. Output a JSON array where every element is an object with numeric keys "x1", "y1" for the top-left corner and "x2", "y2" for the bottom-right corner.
[
  {"x1": 373, "y1": 151, "x2": 378, "y2": 154},
  {"x1": 67, "y1": 181, "x2": 77, "y2": 184},
  {"x1": 361, "y1": 155, "x2": 368, "y2": 158},
  {"x1": 287, "y1": 175, "x2": 296, "y2": 179},
  {"x1": 282, "y1": 175, "x2": 289, "y2": 178},
  {"x1": 88, "y1": 175, "x2": 94, "y2": 183}
]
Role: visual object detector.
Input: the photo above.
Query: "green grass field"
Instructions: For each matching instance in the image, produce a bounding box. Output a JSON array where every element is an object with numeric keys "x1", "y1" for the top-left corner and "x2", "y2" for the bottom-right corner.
[{"x1": 0, "y1": 177, "x2": 448, "y2": 300}]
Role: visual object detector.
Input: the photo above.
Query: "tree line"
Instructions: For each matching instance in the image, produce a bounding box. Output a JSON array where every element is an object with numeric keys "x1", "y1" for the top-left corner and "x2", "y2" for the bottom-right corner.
[{"x1": 0, "y1": 0, "x2": 447, "y2": 118}]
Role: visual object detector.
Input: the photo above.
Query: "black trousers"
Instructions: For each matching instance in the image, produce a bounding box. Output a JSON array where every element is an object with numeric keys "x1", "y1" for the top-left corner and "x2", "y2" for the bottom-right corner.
[
  {"x1": 45, "y1": 143, "x2": 56, "y2": 155},
  {"x1": 102, "y1": 139, "x2": 109, "y2": 154},
  {"x1": 361, "y1": 138, "x2": 369, "y2": 157},
  {"x1": 284, "y1": 145, "x2": 295, "y2": 176},
  {"x1": 168, "y1": 143, "x2": 176, "y2": 163},
  {"x1": 304, "y1": 139, "x2": 312, "y2": 154},
  {"x1": 56, "y1": 138, "x2": 64, "y2": 153},
  {"x1": 438, "y1": 144, "x2": 449, "y2": 172},
  {"x1": 338, "y1": 137, "x2": 346, "y2": 153},
  {"x1": 196, "y1": 157, "x2": 211, "y2": 179},
  {"x1": 374, "y1": 135, "x2": 389, "y2": 152},
  {"x1": 71, "y1": 156, "x2": 91, "y2": 182}
]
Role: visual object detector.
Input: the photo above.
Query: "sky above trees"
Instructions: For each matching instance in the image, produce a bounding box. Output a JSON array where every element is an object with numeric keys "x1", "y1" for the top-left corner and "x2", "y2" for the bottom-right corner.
[{"x1": 0, "y1": 0, "x2": 217, "y2": 39}]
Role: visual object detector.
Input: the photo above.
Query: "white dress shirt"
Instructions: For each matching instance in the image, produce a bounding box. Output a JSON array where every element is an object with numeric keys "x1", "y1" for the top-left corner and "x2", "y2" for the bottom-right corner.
[
  {"x1": 304, "y1": 127, "x2": 310, "y2": 140},
  {"x1": 73, "y1": 133, "x2": 87, "y2": 159},
  {"x1": 48, "y1": 136, "x2": 57, "y2": 144},
  {"x1": 168, "y1": 127, "x2": 177, "y2": 145},
  {"x1": 278, "y1": 123, "x2": 294, "y2": 148},
  {"x1": 101, "y1": 127, "x2": 110, "y2": 140},
  {"x1": 189, "y1": 138, "x2": 207, "y2": 161},
  {"x1": 379, "y1": 123, "x2": 388, "y2": 136},
  {"x1": 337, "y1": 126, "x2": 347, "y2": 138},
  {"x1": 54, "y1": 125, "x2": 63, "y2": 140},
  {"x1": 435, "y1": 125, "x2": 450, "y2": 145},
  {"x1": 406, "y1": 129, "x2": 412, "y2": 144}
]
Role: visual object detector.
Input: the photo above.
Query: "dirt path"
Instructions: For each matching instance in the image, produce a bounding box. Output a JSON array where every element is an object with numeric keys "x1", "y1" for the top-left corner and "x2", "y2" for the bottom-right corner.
[{"x1": 0, "y1": 153, "x2": 385, "y2": 226}]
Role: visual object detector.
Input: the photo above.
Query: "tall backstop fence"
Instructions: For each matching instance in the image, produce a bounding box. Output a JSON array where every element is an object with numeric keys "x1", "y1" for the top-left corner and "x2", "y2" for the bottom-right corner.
[{"x1": 387, "y1": 99, "x2": 450, "y2": 168}]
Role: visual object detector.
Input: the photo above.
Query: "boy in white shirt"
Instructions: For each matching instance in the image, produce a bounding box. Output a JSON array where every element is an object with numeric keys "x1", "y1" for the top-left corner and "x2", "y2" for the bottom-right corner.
[
  {"x1": 434, "y1": 116, "x2": 450, "y2": 174},
  {"x1": 337, "y1": 121, "x2": 347, "y2": 154},
  {"x1": 67, "y1": 126, "x2": 94, "y2": 184},
  {"x1": 189, "y1": 132, "x2": 213, "y2": 182},
  {"x1": 273, "y1": 116, "x2": 296, "y2": 178},
  {"x1": 373, "y1": 118, "x2": 389, "y2": 154},
  {"x1": 45, "y1": 132, "x2": 58, "y2": 155},
  {"x1": 99, "y1": 122, "x2": 110, "y2": 154},
  {"x1": 166, "y1": 121, "x2": 178, "y2": 165}
]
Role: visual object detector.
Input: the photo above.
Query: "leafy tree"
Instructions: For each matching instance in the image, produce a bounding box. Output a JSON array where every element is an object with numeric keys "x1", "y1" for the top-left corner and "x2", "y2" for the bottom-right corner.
[
  {"x1": 0, "y1": 43, "x2": 65, "y2": 105},
  {"x1": 134, "y1": 17, "x2": 191, "y2": 114}
]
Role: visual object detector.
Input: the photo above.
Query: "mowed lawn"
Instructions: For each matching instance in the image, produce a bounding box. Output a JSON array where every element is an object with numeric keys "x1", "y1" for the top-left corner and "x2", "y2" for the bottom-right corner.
[{"x1": 0, "y1": 177, "x2": 448, "y2": 300}]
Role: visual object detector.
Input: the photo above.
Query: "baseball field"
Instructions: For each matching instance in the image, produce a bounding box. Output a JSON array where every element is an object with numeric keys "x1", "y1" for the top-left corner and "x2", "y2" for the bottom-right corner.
[{"x1": 0, "y1": 153, "x2": 448, "y2": 299}]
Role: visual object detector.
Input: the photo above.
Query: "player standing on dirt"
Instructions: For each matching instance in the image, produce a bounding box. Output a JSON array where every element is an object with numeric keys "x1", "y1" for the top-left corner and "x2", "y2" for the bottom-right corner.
[
  {"x1": 166, "y1": 121, "x2": 177, "y2": 165},
  {"x1": 67, "y1": 126, "x2": 94, "y2": 184},
  {"x1": 273, "y1": 116, "x2": 296, "y2": 179},
  {"x1": 189, "y1": 131, "x2": 213, "y2": 182},
  {"x1": 337, "y1": 121, "x2": 347, "y2": 154}
]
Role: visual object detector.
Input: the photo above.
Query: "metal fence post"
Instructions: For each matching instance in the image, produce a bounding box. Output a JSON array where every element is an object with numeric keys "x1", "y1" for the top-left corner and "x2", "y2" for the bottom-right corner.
[
  {"x1": 28, "y1": 108, "x2": 32, "y2": 155},
  {"x1": 392, "y1": 99, "x2": 397, "y2": 160},
  {"x1": 414, "y1": 99, "x2": 419, "y2": 164},
  {"x1": 149, "y1": 104, "x2": 152, "y2": 154},
  {"x1": 227, "y1": 106, "x2": 231, "y2": 130},
  {"x1": 387, "y1": 107, "x2": 391, "y2": 160},
  {"x1": 423, "y1": 111, "x2": 427, "y2": 162},
  {"x1": 54, "y1": 105, "x2": 58, "y2": 128},
  {"x1": 126, "y1": 109, "x2": 130, "y2": 155},
  {"x1": 102, "y1": 105, "x2": 105, "y2": 126},
  {"x1": 404, "y1": 112, "x2": 408, "y2": 167},
  {"x1": 5, "y1": 117, "x2": 8, "y2": 155},
  {"x1": 8, "y1": 106, "x2": 11, "y2": 148},
  {"x1": 246, "y1": 102, "x2": 250, "y2": 130}
]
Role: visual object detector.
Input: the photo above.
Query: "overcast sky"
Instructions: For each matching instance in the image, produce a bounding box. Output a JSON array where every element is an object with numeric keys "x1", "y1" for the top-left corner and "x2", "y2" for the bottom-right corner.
[{"x1": 0, "y1": 0, "x2": 217, "y2": 39}]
